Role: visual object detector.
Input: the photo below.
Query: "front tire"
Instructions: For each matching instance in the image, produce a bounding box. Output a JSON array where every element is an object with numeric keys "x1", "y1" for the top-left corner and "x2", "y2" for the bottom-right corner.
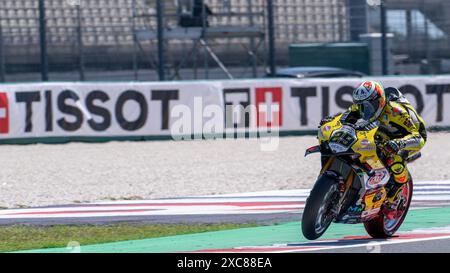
[
  {"x1": 302, "y1": 175, "x2": 339, "y2": 240},
  {"x1": 364, "y1": 177, "x2": 413, "y2": 238}
]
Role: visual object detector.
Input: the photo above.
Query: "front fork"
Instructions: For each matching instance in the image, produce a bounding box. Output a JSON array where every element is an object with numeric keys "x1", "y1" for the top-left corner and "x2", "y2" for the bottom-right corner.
[{"x1": 322, "y1": 169, "x2": 347, "y2": 217}]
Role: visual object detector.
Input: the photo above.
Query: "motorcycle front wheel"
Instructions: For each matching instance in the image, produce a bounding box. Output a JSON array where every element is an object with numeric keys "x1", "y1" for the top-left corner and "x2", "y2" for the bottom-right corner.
[
  {"x1": 364, "y1": 176, "x2": 413, "y2": 238},
  {"x1": 301, "y1": 175, "x2": 339, "y2": 240}
]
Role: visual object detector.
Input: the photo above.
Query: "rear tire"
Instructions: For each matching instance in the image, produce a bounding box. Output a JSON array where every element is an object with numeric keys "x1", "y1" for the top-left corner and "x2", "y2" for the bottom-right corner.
[
  {"x1": 302, "y1": 175, "x2": 339, "y2": 240},
  {"x1": 364, "y1": 177, "x2": 413, "y2": 238}
]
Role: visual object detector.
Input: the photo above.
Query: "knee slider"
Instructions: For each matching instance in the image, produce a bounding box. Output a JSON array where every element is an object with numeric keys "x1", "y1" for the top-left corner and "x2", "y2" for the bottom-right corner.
[{"x1": 390, "y1": 162, "x2": 405, "y2": 175}]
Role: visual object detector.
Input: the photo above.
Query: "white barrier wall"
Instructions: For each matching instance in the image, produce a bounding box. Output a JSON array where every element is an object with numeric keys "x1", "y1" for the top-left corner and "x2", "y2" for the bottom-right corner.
[{"x1": 0, "y1": 76, "x2": 449, "y2": 141}]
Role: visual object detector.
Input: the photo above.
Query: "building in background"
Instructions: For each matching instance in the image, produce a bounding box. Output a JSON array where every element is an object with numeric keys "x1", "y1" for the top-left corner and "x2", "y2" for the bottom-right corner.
[{"x1": 1, "y1": 0, "x2": 450, "y2": 82}]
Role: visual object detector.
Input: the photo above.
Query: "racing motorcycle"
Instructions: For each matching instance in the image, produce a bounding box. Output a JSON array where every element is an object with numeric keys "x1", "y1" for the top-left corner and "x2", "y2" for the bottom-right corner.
[{"x1": 302, "y1": 115, "x2": 420, "y2": 240}]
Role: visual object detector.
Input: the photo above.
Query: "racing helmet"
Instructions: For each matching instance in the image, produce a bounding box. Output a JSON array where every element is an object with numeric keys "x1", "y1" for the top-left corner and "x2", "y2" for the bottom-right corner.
[{"x1": 352, "y1": 81, "x2": 386, "y2": 122}]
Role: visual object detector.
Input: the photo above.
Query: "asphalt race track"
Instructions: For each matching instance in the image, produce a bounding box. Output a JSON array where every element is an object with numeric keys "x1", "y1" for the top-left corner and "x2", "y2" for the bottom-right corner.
[
  {"x1": 0, "y1": 181, "x2": 449, "y2": 226},
  {"x1": 191, "y1": 231, "x2": 450, "y2": 253},
  {"x1": 3, "y1": 180, "x2": 450, "y2": 253}
]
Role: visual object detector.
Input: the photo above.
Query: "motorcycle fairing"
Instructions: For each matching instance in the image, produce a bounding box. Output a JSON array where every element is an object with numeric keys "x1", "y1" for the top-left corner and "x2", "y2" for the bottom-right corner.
[{"x1": 317, "y1": 115, "x2": 392, "y2": 223}]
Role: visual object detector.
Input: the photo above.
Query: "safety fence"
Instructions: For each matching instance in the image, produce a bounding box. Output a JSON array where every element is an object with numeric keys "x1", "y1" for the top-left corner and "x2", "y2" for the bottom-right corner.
[{"x1": 0, "y1": 0, "x2": 348, "y2": 82}]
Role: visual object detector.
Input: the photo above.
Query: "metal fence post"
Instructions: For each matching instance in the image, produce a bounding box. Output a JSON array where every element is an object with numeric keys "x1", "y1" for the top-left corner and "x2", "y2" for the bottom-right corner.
[
  {"x1": 156, "y1": 0, "x2": 165, "y2": 81},
  {"x1": 380, "y1": 0, "x2": 388, "y2": 75},
  {"x1": 202, "y1": 0, "x2": 209, "y2": 79},
  {"x1": 76, "y1": 4, "x2": 85, "y2": 81},
  {"x1": 267, "y1": 0, "x2": 276, "y2": 77},
  {"x1": 247, "y1": 0, "x2": 257, "y2": 78},
  {"x1": 38, "y1": 0, "x2": 49, "y2": 81},
  {"x1": 0, "y1": 24, "x2": 5, "y2": 82},
  {"x1": 424, "y1": 20, "x2": 431, "y2": 73},
  {"x1": 132, "y1": 0, "x2": 138, "y2": 81}
]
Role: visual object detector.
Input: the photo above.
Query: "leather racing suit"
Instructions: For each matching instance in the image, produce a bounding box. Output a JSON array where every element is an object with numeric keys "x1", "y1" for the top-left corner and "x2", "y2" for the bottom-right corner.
[{"x1": 338, "y1": 88, "x2": 427, "y2": 201}]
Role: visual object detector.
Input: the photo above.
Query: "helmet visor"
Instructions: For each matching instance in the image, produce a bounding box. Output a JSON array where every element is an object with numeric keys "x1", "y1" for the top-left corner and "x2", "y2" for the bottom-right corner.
[{"x1": 358, "y1": 100, "x2": 378, "y2": 121}]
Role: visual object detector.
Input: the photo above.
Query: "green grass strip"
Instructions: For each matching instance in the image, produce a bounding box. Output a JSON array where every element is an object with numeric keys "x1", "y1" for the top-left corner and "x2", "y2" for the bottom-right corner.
[{"x1": 0, "y1": 223, "x2": 256, "y2": 253}]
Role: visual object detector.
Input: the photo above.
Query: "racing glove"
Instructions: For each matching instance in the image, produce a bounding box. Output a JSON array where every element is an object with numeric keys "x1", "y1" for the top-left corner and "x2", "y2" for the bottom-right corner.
[{"x1": 384, "y1": 140, "x2": 406, "y2": 154}]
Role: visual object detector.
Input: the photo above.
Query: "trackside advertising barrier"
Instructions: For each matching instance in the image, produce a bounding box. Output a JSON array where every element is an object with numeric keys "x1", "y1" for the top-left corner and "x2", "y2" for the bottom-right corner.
[{"x1": 0, "y1": 76, "x2": 449, "y2": 143}]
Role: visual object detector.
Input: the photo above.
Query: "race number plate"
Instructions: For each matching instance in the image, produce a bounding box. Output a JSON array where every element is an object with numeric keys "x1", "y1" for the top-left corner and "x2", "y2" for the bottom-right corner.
[{"x1": 328, "y1": 126, "x2": 357, "y2": 153}]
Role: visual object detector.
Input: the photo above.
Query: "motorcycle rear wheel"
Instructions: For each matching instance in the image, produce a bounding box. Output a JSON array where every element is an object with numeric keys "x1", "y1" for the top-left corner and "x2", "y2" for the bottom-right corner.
[
  {"x1": 364, "y1": 176, "x2": 413, "y2": 238},
  {"x1": 302, "y1": 175, "x2": 339, "y2": 240}
]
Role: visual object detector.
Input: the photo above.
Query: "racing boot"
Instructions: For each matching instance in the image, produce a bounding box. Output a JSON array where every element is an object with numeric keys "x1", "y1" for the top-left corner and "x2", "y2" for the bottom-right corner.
[
  {"x1": 384, "y1": 180, "x2": 407, "y2": 219},
  {"x1": 384, "y1": 159, "x2": 409, "y2": 218},
  {"x1": 387, "y1": 180, "x2": 406, "y2": 203}
]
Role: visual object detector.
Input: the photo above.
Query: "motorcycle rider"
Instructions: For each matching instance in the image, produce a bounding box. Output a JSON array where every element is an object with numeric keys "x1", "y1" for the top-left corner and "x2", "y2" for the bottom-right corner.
[{"x1": 321, "y1": 81, "x2": 427, "y2": 210}]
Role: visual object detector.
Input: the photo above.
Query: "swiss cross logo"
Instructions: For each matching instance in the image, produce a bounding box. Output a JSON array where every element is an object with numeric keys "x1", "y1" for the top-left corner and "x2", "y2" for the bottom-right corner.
[
  {"x1": 255, "y1": 87, "x2": 282, "y2": 127},
  {"x1": 0, "y1": 93, "x2": 9, "y2": 134}
]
